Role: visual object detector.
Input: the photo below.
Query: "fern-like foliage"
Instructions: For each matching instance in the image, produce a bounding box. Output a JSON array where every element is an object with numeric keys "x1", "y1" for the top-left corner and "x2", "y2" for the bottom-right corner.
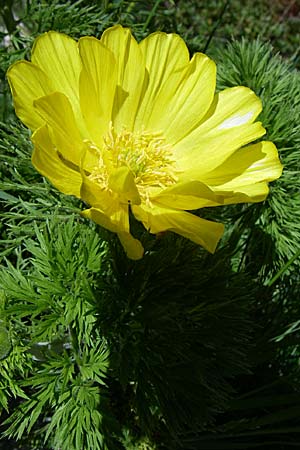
[{"x1": 1, "y1": 217, "x2": 112, "y2": 450}]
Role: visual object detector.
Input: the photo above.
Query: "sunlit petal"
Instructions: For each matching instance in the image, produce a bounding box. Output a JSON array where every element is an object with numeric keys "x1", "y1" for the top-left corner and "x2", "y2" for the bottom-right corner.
[
  {"x1": 81, "y1": 204, "x2": 129, "y2": 233},
  {"x1": 132, "y1": 204, "x2": 224, "y2": 253},
  {"x1": 31, "y1": 125, "x2": 81, "y2": 197},
  {"x1": 34, "y1": 92, "x2": 84, "y2": 167},
  {"x1": 135, "y1": 31, "x2": 189, "y2": 129},
  {"x1": 146, "y1": 53, "x2": 216, "y2": 143},
  {"x1": 203, "y1": 141, "x2": 283, "y2": 188},
  {"x1": 31, "y1": 32, "x2": 82, "y2": 119},
  {"x1": 118, "y1": 232, "x2": 144, "y2": 260},
  {"x1": 7, "y1": 61, "x2": 54, "y2": 130},
  {"x1": 100, "y1": 25, "x2": 146, "y2": 131},
  {"x1": 174, "y1": 86, "x2": 265, "y2": 175},
  {"x1": 79, "y1": 37, "x2": 117, "y2": 145},
  {"x1": 153, "y1": 180, "x2": 223, "y2": 210}
]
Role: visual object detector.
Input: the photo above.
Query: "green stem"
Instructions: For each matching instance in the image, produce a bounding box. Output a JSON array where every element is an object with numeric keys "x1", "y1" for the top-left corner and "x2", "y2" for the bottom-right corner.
[
  {"x1": 141, "y1": 0, "x2": 163, "y2": 33},
  {"x1": 266, "y1": 248, "x2": 300, "y2": 287},
  {"x1": 69, "y1": 325, "x2": 80, "y2": 356},
  {"x1": 203, "y1": 0, "x2": 230, "y2": 53}
]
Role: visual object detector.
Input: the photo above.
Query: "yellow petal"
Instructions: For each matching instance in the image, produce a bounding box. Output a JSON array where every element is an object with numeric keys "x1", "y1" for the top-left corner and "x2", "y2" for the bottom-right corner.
[
  {"x1": 174, "y1": 86, "x2": 265, "y2": 175},
  {"x1": 80, "y1": 173, "x2": 112, "y2": 209},
  {"x1": 108, "y1": 166, "x2": 141, "y2": 205},
  {"x1": 33, "y1": 92, "x2": 83, "y2": 167},
  {"x1": 31, "y1": 31, "x2": 81, "y2": 103},
  {"x1": 31, "y1": 31, "x2": 82, "y2": 124},
  {"x1": 145, "y1": 53, "x2": 216, "y2": 143},
  {"x1": 81, "y1": 160, "x2": 141, "y2": 217},
  {"x1": 132, "y1": 204, "x2": 224, "y2": 253},
  {"x1": 220, "y1": 182, "x2": 270, "y2": 204},
  {"x1": 81, "y1": 204, "x2": 143, "y2": 259},
  {"x1": 31, "y1": 125, "x2": 81, "y2": 197},
  {"x1": 82, "y1": 203, "x2": 143, "y2": 260},
  {"x1": 81, "y1": 204, "x2": 129, "y2": 233},
  {"x1": 135, "y1": 31, "x2": 189, "y2": 129},
  {"x1": 81, "y1": 207, "x2": 119, "y2": 232},
  {"x1": 203, "y1": 141, "x2": 283, "y2": 189},
  {"x1": 6, "y1": 61, "x2": 54, "y2": 130},
  {"x1": 196, "y1": 86, "x2": 263, "y2": 133},
  {"x1": 117, "y1": 232, "x2": 144, "y2": 260},
  {"x1": 152, "y1": 180, "x2": 223, "y2": 210},
  {"x1": 100, "y1": 25, "x2": 145, "y2": 131},
  {"x1": 78, "y1": 37, "x2": 117, "y2": 145}
]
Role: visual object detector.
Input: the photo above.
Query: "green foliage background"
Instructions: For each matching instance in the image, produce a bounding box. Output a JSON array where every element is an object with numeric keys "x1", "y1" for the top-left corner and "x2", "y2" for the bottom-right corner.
[{"x1": 0, "y1": 1, "x2": 300, "y2": 449}]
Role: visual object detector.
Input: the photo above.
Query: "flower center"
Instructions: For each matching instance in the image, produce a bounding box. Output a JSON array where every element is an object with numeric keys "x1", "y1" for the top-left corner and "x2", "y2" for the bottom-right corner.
[{"x1": 88, "y1": 124, "x2": 178, "y2": 196}]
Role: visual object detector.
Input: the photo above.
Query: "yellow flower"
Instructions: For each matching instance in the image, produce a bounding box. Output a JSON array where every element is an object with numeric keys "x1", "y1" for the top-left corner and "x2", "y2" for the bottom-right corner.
[{"x1": 7, "y1": 26, "x2": 282, "y2": 259}]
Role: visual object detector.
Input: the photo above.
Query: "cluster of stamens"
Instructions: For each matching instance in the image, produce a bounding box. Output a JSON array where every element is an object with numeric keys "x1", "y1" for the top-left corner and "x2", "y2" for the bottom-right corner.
[{"x1": 88, "y1": 124, "x2": 178, "y2": 200}]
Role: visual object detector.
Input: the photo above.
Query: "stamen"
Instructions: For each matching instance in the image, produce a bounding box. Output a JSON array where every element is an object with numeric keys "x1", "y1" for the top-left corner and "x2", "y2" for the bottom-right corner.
[{"x1": 87, "y1": 123, "x2": 178, "y2": 201}]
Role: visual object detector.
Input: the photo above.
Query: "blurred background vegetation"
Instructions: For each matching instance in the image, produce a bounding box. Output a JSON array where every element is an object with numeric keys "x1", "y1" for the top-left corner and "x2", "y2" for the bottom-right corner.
[{"x1": 0, "y1": 1, "x2": 300, "y2": 449}]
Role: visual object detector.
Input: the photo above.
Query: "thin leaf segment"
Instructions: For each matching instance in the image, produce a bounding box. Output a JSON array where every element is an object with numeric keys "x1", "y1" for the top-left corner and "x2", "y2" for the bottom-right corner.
[{"x1": 7, "y1": 26, "x2": 282, "y2": 259}]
